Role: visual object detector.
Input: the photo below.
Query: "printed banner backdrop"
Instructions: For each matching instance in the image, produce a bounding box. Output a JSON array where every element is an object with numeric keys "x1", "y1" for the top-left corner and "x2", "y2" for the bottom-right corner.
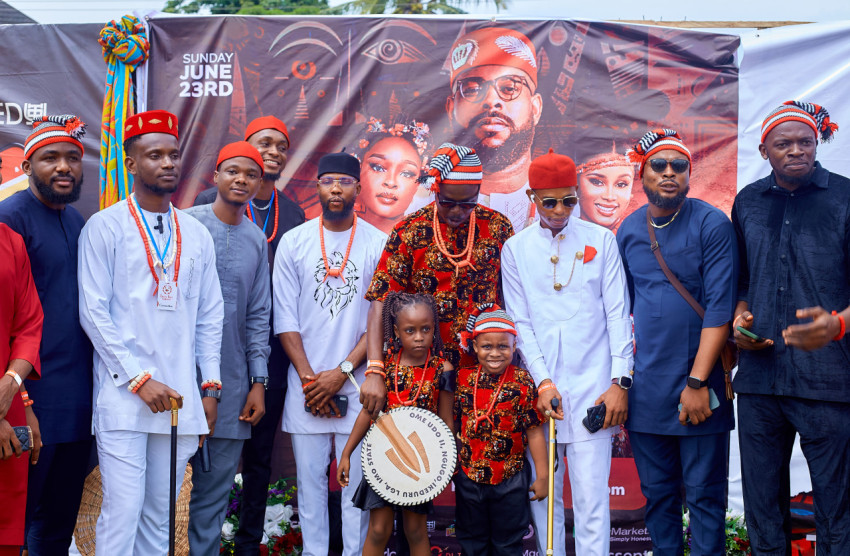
[
  {"x1": 146, "y1": 14, "x2": 739, "y2": 555},
  {"x1": 0, "y1": 23, "x2": 105, "y2": 209}
]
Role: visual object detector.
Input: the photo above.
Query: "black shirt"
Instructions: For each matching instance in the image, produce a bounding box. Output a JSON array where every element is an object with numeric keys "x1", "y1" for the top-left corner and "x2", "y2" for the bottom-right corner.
[{"x1": 732, "y1": 162, "x2": 850, "y2": 402}]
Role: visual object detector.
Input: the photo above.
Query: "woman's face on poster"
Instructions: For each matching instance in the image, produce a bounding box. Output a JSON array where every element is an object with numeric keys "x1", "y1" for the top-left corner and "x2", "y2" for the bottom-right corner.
[
  {"x1": 360, "y1": 136, "x2": 421, "y2": 220},
  {"x1": 578, "y1": 162, "x2": 634, "y2": 230}
]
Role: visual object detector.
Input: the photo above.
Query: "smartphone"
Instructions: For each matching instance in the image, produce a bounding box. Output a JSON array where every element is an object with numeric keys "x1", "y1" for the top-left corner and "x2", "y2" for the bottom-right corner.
[
  {"x1": 678, "y1": 388, "x2": 721, "y2": 423},
  {"x1": 11, "y1": 425, "x2": 32, "y2": 452},
  {"x1": 304, "y1": 394, "x2": 349, "y2": 417},
  {"x1": 197, "y1": 439, "x2": 211, "y2": 473},
  {"x1": 582, "y1": 403, "x2": 606, "y2": 434},
  {"x1": 736, "y1": 325, "x2": 766, "y2": 342}
]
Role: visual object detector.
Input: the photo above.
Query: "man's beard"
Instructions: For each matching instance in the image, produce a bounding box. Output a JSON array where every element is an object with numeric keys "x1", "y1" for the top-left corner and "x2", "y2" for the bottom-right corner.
[
  {"x1": 643, "y1": 183, "x2": 689, "y2": 211},
  {"x1": 321, "y1": 196, "x2": 356, "y2": 221},
  {"x1": 33, "y1": 173, "x2": 83, "y2": 205},
  {"x1": 457, "y1": 111, "x2": 535, "y2": 173},
  {"x1": 775, "y1": 168, "x2": 814, "y2": 188},
  {"x1": 264, "y1": 171, "x2": 281, "y2": 183},
  {"x1": 139, "y1": 178, "x2": 179, "y2": 195}
]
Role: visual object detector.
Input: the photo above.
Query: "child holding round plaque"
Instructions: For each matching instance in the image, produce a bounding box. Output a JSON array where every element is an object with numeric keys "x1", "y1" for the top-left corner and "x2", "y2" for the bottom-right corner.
[
  {"x1": 454, "y1": 304, "x2": 549, "y2": 555},
  {"x1": 337, "y1": 292, "x2": 454, "y2": 556}
]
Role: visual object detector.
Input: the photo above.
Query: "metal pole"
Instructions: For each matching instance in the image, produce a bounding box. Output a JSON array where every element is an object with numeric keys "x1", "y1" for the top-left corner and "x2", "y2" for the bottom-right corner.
[
  {"x1": 546, "y1": 398, "x2": 559, "y2": 556},
  {"x1": 169, "y1": 397, "x2": 179, "y2": 556}
]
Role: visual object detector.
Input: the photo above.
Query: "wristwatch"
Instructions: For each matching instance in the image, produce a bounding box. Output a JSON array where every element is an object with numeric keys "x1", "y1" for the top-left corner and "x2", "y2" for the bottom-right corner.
[
  {"x1": 615, "y1": 375, "x2": 633, "y2": 390},
  {"x1": 340, "y1": 360, "x2": 354, "y2": 376},
  {"x1": 687, "y1": 376, "x2": 709, "y2": 389},
  {"x1": 250, "y1": 376, "x2": 269, "y2": 390}
]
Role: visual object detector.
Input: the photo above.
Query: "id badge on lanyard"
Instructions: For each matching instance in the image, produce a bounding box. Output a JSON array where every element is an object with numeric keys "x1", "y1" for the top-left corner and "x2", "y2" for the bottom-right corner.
[{"x1": 157, "y1": 268, "x2": 178, "y2": 311}]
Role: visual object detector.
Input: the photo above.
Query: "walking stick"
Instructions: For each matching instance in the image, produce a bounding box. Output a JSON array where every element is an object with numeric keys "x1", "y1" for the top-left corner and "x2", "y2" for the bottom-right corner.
[
  {"x1": 169, "y1": 397, "x2": 179, "y2": 556},
  {"x1": 546, "y1": 398, "x2": 559, "y2": 556}
]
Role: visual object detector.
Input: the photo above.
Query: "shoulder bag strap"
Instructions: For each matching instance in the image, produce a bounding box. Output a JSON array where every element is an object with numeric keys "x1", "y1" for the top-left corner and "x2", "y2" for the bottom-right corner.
[{"x1": 646, "y1": 209, "x2": 705, "y2": 320}]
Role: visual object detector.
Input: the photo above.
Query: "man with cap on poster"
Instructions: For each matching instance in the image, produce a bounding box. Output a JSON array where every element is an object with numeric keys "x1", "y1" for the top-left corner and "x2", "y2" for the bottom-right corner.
[
  {"x1": 732, "y1": 102, "x2": 850, "y2": 554},
  {"x1": 362, "y1": 142, "x2": 514, "y2": 416},
  {"x1": 185, "y1": 141, "x2": 271, "y2": 556},
  {"x1": 407, "y1": 27, "x2": 542, "y2": 233},
  {"x1": 272, "y1": 151, "x2": 384, "y2": 556},
  {"x1": 195, "y1": 115, "x2": 306, "y2": 555},
  {"x1": 501, "y1": 149, "x2": 633, "y2": 556},
  {"x1": 0, "y1": 115, "x2": 94, "y2": 555},
  {"x1": 78, "y1": 109, "x2": 224, "y2": 555},
  {"x1": 617, "y1": 129, "x2": 737, "y2": 555}
]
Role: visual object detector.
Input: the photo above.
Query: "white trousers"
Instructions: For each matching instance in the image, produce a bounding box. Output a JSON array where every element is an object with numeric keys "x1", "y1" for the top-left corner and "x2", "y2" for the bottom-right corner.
[
  {"x1": 95, "y1": 428, "x2": 198, "y2": 556},
  {"x1": 529, "y1": 432, "x2": 612, "y2": 556},
  {"x1": 290, "y1": 432, "x2": 368, "y2": 556}
]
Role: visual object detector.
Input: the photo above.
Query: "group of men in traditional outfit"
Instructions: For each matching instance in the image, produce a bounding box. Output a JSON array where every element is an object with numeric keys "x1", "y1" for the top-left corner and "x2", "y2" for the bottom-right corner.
[{"x1": 0, "y1": 30, "x2": 848, "y2": 556}]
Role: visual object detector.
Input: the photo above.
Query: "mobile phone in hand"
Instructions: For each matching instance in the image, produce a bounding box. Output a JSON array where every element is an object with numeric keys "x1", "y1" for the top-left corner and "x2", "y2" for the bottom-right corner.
[
  {"x1": 736, "y1": 325, "x2": 766, "y2": 342},
  {"x1": 304, "y1": 394, "x2": 349, "y2": 417},
  {"x1": 12, "y1": 426, "x2": 32, "y2": 452}
]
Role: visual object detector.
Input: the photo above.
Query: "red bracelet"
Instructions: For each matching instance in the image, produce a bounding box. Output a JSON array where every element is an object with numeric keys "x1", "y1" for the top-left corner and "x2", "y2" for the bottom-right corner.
[
  {"x1": 20, "y1": 391, "x2": 33, "y2": 407},
  {"x1": 131, "y1": 373, "x2": 152, "y2": 394},
  {"x1": 364, "y1": 369, "x2": 387, "y2": 379},
  {"x1": 538, "y1": 382, "x2": 557, "y2": 394},
  {"x1": 301, "y1": 379, "x2": 316, "y2": 390},
  {"x1": 832, "y1": 311, "x2": 845, "y2": 341}
]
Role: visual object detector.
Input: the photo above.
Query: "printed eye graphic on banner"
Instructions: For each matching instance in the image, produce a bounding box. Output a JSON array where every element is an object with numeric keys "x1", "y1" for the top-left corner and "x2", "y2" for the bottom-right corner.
[
  {"x1": 292, "y1": 61, "x2": 316, "y2": 80},
  {"x1": 359, "y1": 20, "x2": 436, "y2": 66}
]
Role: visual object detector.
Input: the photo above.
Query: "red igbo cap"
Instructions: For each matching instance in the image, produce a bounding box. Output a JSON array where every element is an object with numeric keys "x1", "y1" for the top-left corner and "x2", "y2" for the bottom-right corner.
[
  {"x1": 24, "y1": 114, "x2": 87, "y2": 159},
  {"x1": 628, "y1": 128, "x2": 691, "y2": 177},
  {"x1": 216, "y1": 141, "x2": 264, "y2": 176},
  {"x1": 449, "y1": 27, "x2": 538, "y2": 89},
  {"x1": 124, "y1": 110, "x2": 178, "y2": 141},
  {"x1": 529, "y1": 148, "x2": 576, "y2": 190},
  {"x1": 245, "y1": 115, "x2": 289, "y2": 145}
]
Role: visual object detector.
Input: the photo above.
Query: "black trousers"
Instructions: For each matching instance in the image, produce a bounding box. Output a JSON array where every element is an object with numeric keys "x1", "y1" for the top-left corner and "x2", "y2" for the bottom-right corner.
[
  {"x1": 24, "y1": 436, "x2": 94, "y2": 555},
  {"x1": 738, "y1": 393, "x2": 850, "y2": 556},
  {"x1": 454, "y1": 465, "x2": 531, "y2": 556},
  {"x1": 234, "y1": 387, "x2": 286, "y2": 555}
]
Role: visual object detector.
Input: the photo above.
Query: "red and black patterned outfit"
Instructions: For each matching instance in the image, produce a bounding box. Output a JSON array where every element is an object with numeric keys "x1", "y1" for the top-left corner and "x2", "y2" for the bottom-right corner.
[
  {"x1": 454, "y1": 364, "x2": 542, "y2": 485},
  {"x1": 384, "y1": 353, "x2": 450, "y2": 413},
  {"x1": 365, "y1": 204, "x2": 514, "y2": 369}
]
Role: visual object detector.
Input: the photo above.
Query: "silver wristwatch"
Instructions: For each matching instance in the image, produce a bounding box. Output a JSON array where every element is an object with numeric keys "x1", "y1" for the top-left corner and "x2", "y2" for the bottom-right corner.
[{"x1": 340, "y1": 360, "x2": 354, "y2": 375}]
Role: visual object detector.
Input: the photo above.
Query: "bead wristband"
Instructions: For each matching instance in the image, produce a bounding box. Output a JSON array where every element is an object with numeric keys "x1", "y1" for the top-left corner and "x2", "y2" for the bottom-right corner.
[
  {"x1": 365, "y1": 368, "x2": 387, "y2": 379},
  {"x1": 832, "y1": 311, "x2": 846, "y2": 341},
  {"x1": 20, "y1": 391, "x2": 33, "y2": 407},
  {"x1": 127, "y1": 371, "x2": 152, "y2": 393},
  {"x1": 537, "y1": 382, "x2": 557, "y2": 394},
  {"x1": 201, "y1": 379, "x2": 222, "y2": 391}
]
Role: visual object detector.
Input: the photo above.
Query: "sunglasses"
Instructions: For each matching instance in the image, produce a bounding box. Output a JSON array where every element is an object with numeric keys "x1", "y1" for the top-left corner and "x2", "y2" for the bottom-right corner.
[
  {"x1": 436, "y1": 193, "x2": 478, "y2": 210},
  {"x1": 647, "y1": 158, "x2": 690, "y2": 174},
  {"x1": 532, "y1": 194, "x2": 578, "y2": 210},
  {"x1": 318, "y1": 176, "x2": 358, "y2": 187},
  {"x1": 453, "y1": 75, "x2": 531, "y2": 103}
]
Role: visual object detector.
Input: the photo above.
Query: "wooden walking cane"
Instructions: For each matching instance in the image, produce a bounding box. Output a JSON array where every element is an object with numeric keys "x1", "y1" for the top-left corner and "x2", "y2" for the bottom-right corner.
[
  {"x1": 169, "y1": 397, "x2": 179, "y2": 556},
  {"x1": 547, "y1": 398, "x2": 560, "y2": 556}
]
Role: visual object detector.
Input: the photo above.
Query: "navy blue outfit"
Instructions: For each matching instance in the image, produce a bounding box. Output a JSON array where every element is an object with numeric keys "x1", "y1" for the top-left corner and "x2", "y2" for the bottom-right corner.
[
  {"x1": 0, "y1": 188, "x2": 94, "y2": 555},
  {"x1": 618, "y1": 198, "x2": 737, "y2": 556},
  {"x1": 732, "y1": 162, "x2": 850, "y2": 555},
  {"x1": 193, "y1": 186, "x2": 305, "y2": 555}
]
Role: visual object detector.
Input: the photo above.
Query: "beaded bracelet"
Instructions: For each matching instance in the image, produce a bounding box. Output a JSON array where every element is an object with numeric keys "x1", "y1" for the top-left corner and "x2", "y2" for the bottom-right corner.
[
  {"x1": 365, "y1": 368, "x2": 387, "y2": 379},
  {"x1": 127, "y1": 371, "x2": 152, "y2": 393},
  {"x1": 538, "y1": 382, "x2": 557, "y2": 394},
  {"x1": 131, "y1": 373, "x2": 152, "y2": 394},
  {"x1": 366, "y1": 359, "x2": 385, "y2": 370},
  {"x1": 201, "y1": 379, "x2": 222, "y2": 391},
  {"x1": 20, "y1": 391, "x2": 33, "y2": 408},
  {"x1": 832, "y1": 311, "x2": 846, "y2": 341},
  {"x1": 4, "y1": 369, "x2": 22, "y2": 388}
]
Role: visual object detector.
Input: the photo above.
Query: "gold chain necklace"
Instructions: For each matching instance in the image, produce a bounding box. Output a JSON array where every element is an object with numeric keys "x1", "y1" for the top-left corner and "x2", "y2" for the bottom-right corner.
[
  {"x1": 649, "y1": 206, "x2": 682, "y2": 229},
  {"x1": 551, "y1": 233, "x2": 583, "y2": 291}
]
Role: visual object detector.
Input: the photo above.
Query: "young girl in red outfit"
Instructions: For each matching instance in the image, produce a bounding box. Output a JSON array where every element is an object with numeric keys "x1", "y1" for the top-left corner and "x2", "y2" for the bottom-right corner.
[{"x1": 337, "y1": 292, "x2": 454, "y2": 556}]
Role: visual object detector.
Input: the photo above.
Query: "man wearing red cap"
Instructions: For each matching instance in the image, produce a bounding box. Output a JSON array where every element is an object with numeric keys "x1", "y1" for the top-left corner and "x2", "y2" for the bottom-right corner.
[
  {"x1": 185, "y1": 141, "x2": 270, "y2": 556},
  {"x1": 617, "y1": 129, "x2": 737, "y2": 555},
  {"x1": 501, "y1": 149, "x2": 633, "y2": 556},
  {"x1": 363, "y1": 142, "x2": 513, "y2": 417},
  {"x1": 0, "y1": 115, "x2": 94, "y2": 555},
  {"x1": 194, "y1": 117, "x2": 305, "y2": 554},
  {"x1": 78, "y1": 110, "x2": 225, "y2": 554},
  {"x1": 732, "y1": 101, "x2": 850, "y2": 554},
  {"x1": 406, "y1": 27, "x2": 542, "y2": 233}
]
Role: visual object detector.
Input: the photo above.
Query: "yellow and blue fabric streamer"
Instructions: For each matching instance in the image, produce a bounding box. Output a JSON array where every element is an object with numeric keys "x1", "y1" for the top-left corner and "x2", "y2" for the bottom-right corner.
[{"x1": 98, "y1": 15, "x2": 149, "y2": 209}]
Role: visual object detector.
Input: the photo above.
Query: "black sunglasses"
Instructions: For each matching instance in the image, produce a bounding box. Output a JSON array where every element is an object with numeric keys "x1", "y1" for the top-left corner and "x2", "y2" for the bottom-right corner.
[
  {"x1": 436, "y1": 193, "x2": 478, "y2": 210},
  {"x1": 648, "y1": 158, "x2": 690, "y2": 174},
  {"x1": 532, "y1": 194, "x2": 578, "y2": 210}
]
